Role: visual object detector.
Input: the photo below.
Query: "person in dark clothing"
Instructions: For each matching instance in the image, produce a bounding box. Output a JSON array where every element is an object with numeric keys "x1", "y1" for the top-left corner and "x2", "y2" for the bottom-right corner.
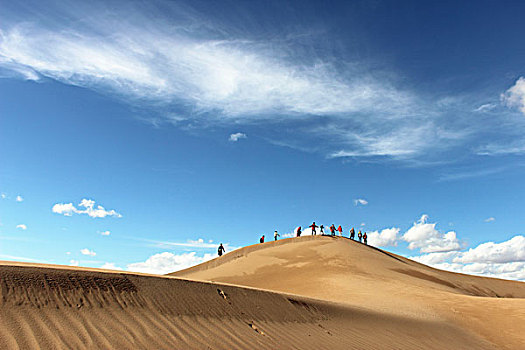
[
  {"x1": 358, "y1": 230, "x2": 362, "y2": 243},
  {"x1": 218, "y1": 243, "x2": 226, "y2": 256},
  {"x1": 330, "y1": 224, "x2": 336, "y2": 236},
  {"x1": 296, "y1": 226, "x2": 302, "y2": 237},
  {"x1": 310, "y1": 222, "x2": 318, "y2": 235},
  {"x1": 260, "y1": 235, "x2": 265, "y2": 243},
  {"x1": 320, "y1": 224, "x2": 324, "y2": 234},
  {"x1": 363, "y1": 232, "x2": 368, "y2": 245},
  {"x1": 350, "y1": 227, "x2": 355, "y2": 240}
]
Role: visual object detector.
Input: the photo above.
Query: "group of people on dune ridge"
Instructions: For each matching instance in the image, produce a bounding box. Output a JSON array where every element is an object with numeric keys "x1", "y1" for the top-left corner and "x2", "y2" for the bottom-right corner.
[{"x1": 217, "y1": 222, "x2": 369, "y2": 256}]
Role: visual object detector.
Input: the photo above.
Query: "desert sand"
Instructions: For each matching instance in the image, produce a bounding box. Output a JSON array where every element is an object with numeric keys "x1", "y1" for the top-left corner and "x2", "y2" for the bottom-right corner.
[{"x1": 1, "y1": 235, "x2": 524, "y2": 349}]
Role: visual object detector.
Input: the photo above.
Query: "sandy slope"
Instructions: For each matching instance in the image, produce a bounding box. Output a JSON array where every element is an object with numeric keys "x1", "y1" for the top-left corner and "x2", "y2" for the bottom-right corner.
[
  {"x1": 172, "y1": 235, "x2": 525, "y2": 349},
  {"x1": 0, "y1": 236, "x2": 523, "y2": 349}
]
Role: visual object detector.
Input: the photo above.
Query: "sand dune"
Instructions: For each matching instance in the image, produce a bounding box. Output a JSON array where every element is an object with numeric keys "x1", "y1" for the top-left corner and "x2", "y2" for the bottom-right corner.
[
  {"x1": 172, "y1": 235, "x2": 525, "y2": 349},
  {"x1": 0, "y1": 236, "x2": 523, "y2": 349}
]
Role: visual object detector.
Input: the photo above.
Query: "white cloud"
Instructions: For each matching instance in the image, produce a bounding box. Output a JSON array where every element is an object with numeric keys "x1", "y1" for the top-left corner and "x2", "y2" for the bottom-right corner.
[
  {"x1": 367, "y1": 227, "x2": 399, "y2": 247},
  {"x1": 80, "y1": 248, "x2": 96, "y2": 256},
  {"x1": 403, "y1": 215, "x2": 461, "y2": 253},
  {"x1": 354, "y1": 198, "x2": 368, "y2": 206},
  {"x1": 1, "y1": 193, "x2": 7, "y2": 199},
  {"x1": 69, "y1": 259, "x2": 79, "y2": 266},
  {"x1": 99, "y1": 230, "x2": 111, "y2": 236},
  {"x1": 473, "y1": 103, "x2": 496, "y2": 112},
  {"x1": 502, "y1": 77, "x2": 525, "y2": 115},
  {"x1": 15, "y1": 195, "x2": 23, "y2": 202},
  {"x1": 0, "y1": 4, "x2": 469, "y2": 161},
  {"x1": 66, "y1": 251, "x2": 71, "y2": 255},
  {"x1": 101, "y1": 262, "x2": 123, "y2": 270},
  {"x1": 127, "y1": 252, "x2": 214, "y2": 274},
  {"x1": 484, "y1": 217, "x2": 495, "y2": 223},
  {"x1": 52, "y1": 198, "x2": 122, "y2": 218},
  {"x1": 229, "y1": 132, "x2": 247, "y2": 142},
  {"x1": 410, "y1": 236, "x2": 525, "y2": 281},
  {"x1": 16, "y1": 224, "x2": 27, "y2": 230},
  {"x1": 150, "y1": 238, "x2": 234, "y2": 250},
  {"x1": 453, "y1": 235, "x2": 525, "y2": 264}
]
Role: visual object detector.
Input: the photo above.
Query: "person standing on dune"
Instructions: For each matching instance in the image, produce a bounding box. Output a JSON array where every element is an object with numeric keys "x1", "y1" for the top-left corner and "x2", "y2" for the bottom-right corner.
[
  {"x1": 296, "y1": 226, "x2": 302, "y2": 237},
  {"x1": 274, "y1": 231, "x2": 280, "y2": 241},
  {"x1": 260, "y1": 235, "x2": 265, "y2": 243},
  {"x1": 358, "y1": 230, "x2": 362, "y2": 243},
  {"x1": 363, "y1": 232, "x2": 368, "y2": 245},
  {"x1": 350, "y1": 227, "x2": 355, "y2": 240},
  {"x1": 310, "y1": 222, "x2": 318, "y2": 235},
  {"x1": 218, "y1": 243, "x2": 226, "y2": 257},
  {"x1": 320, "y1": 224, "x2": 325, "y2": 234},
  {"x1": 337, "y1": 225, "x2": 343, "y2": 236},
  {"x1": 330, "y1": 224, "x2": 336, "y2": 236}
]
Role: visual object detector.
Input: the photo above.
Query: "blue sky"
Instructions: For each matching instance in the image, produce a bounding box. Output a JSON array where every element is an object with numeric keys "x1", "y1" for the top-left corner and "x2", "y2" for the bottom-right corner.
[{"x1": 1, "y1": 0, "x2": 524, "y2": 279}]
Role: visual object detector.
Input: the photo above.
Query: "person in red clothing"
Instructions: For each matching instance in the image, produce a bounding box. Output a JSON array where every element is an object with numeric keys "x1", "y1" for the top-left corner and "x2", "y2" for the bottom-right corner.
[
  {"x1": 296, "y1": 226, "x2": 302, "y2": 237},
  {"x1": 363, "y1": 232, "x2": 368, "y2": 245},
  {"x1": 310, "y1": 222, "x2": 318, "y2": 235},
  {"x1": 337, "y1": 225, "x2": 343, "y2": 236},
  {"x1": 260, "y1": 235, "x2": 265, "y2": 243},
  {"x1": 330, "y1": 224, "x2": 336, "y2": 236}
]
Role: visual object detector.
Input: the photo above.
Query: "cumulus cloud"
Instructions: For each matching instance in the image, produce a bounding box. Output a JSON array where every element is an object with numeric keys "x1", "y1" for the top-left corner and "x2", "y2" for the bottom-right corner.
[
  {"x1": 52, "y1": 199, "x2": 122, "y2": 218},
  {"x1": 80, "y1": 248, "x2": 96, "y2": 256},
  {"x1": 229, "y1": 132, "x2": 247, "y2": 142},
  {"x1": 16, "y1": 224, "x2": 27, "y2": 230},
  {"x1": 403, "y1": 215, "x2": 462, "y2": 253},
  {"x1": 101, "y1": 262, "x2": 123, "y2": 270},
  {"x1": 127, "y1": 252, "x2": 214, "y2": 274},
  {"x1": 484, "y1": 217, "x2": 495, "y2": 223},
  {"x1": 99, "y1": 230, "x2": 111, "y2": 236},
  {"x1": 69, "y1": 259, "x2": 79, "y2": 266},
  {"x1": 367, "y1": 227, "x2": 399, "y2": 247},
  {"x1": 410, "y1": 236, "x2": 525, "y2": 281},
  {"x1": 15, "y1": 195, "x2": 23, "y2": 202},
  {"x1": 1, "y1": 193, "x2": 6, "y2": 199},
  {"x1": 502, "y1": 77, "x2": 525, "y2": 115},
  {"x1": 354, "y1": 198, "x2": 368, "y2": 206},
  {"x1": 454, "y1": 235, "x2": 525, "y2": 264}
]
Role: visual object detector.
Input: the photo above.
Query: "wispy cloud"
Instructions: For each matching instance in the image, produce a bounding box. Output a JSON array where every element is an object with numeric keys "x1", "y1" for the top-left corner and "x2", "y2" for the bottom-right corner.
[
  {"x1": 0, "y1": 1, "x2": 477, "y2": 161},
  {"x1": 16, "y1": 224, "x2": 27, "y2": 230},
  {"x1": 484, "y1": 217, "x2": 495, "y2": 223}
]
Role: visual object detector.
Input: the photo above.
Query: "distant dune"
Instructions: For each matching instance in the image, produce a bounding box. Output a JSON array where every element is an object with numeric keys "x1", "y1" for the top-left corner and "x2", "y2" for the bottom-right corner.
[{"x1": 0, "y1": 236, "x2": 523, "y2": 349}]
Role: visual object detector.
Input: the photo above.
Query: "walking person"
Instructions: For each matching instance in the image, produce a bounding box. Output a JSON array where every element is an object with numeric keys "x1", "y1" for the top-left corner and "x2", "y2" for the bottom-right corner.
[
  {"x1": 337, "y1": 225, "x2": 343, "y2": 236},
  {"x1": 274, "y1": 230, "x2": 280, "y2": 241},
  {"x1": 310, "y1": 222, "x2": 318, "y2": 235},
  {"x1": 260, "y1": 235, "x2": 265, "y2": 243},
  {"x1": 218, "y1": 243, "x2": 226, "y2": 257},
  {"x1": 363, "y1": 232, "x2": 368, "y2": 245},
  {"x1": 349, "y1": 227, "x2": 355, "y2": 240},
  {"x1": 320, "y1": 224, "x2": 325, "y2": 234},
  {"x1": 296, "y1": 226, "x2": 302, "y2": 237},
  {"x1": 358, "y1": 230, "x2": 362, "y2": 243},
  {"x1": 330, "y1": 224, "x2": 336, "y2": 236}
]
